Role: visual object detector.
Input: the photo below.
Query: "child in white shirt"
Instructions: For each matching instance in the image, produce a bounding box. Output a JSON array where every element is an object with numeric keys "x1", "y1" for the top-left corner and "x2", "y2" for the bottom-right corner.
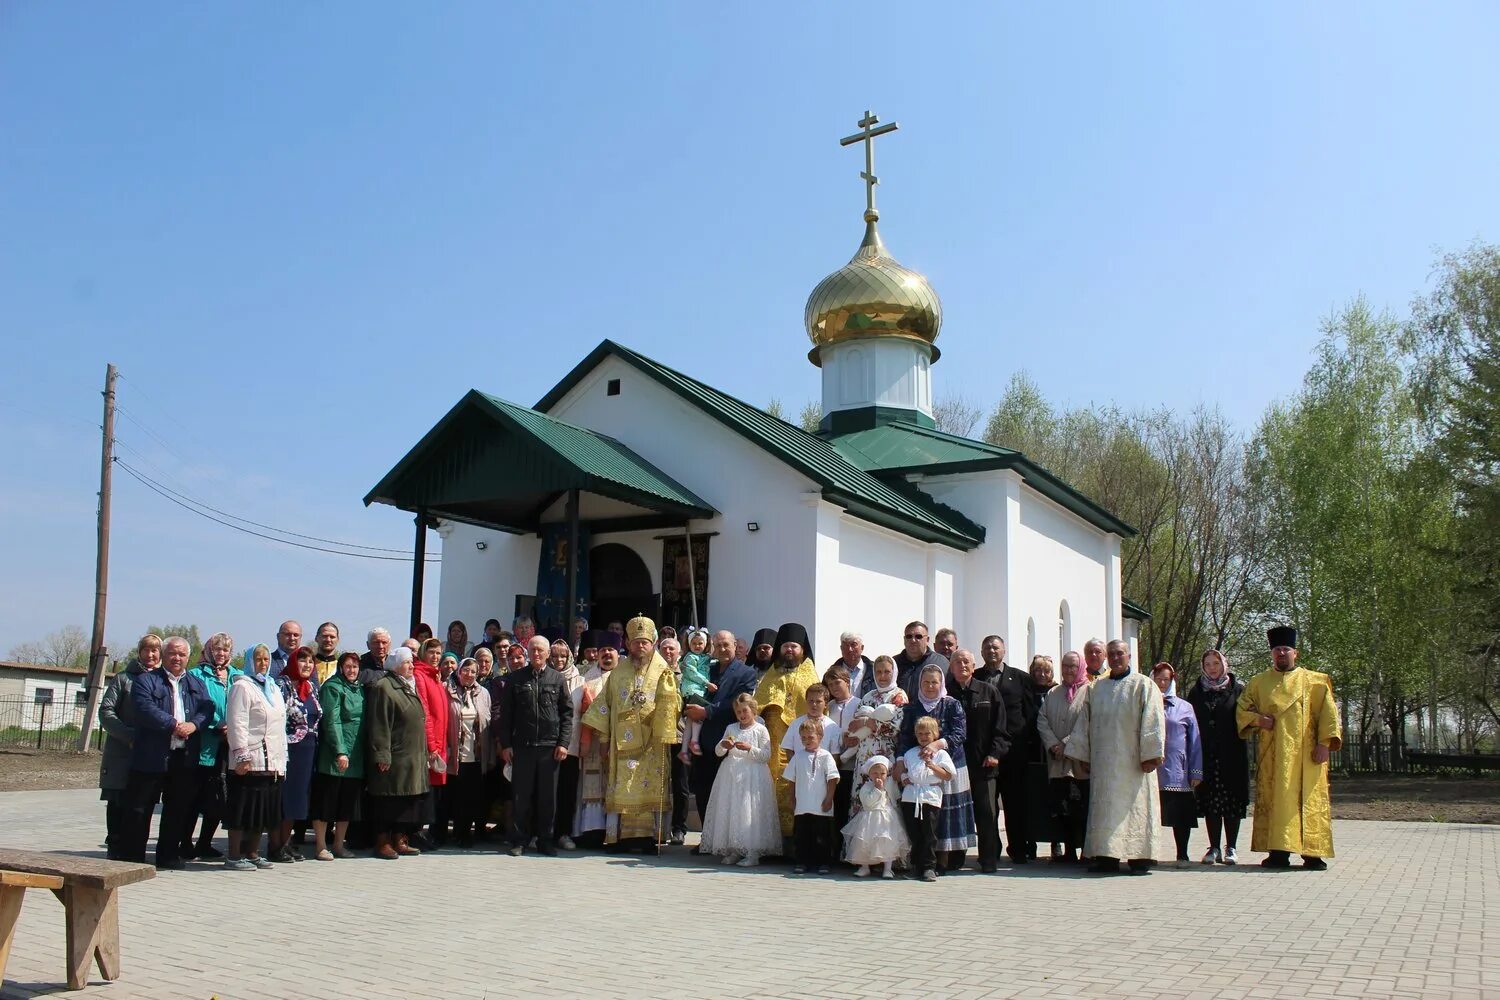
[
  {"x1": 897, "y1": 715, "x2": 954, "y2": 883},
  {"x1": 780, "y1": 717, "x2": 840, "y2": 875},
  {"x1": 779, "y1": 682, "x2": 841, "y2": 759}
]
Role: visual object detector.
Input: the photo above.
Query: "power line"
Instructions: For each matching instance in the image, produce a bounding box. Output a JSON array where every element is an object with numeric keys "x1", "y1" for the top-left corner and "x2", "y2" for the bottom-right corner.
[
  {"x1": 117, "y1": 459, "x2": 440, "y2": 563},
  {"x1": 115, "y1": 451, "x2": 419, "y2": 554}
]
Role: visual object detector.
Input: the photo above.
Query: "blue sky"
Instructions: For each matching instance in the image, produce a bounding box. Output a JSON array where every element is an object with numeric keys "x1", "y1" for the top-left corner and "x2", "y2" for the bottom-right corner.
[{"x1": 2, "y1": 3, "x2": 1497, "y2": 658}]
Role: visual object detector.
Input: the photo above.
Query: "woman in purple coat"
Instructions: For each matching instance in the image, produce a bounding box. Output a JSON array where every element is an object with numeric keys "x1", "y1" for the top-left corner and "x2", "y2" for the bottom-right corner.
[{"x1": 1151, "y1": 663, "x2": 1202, "y2": 867}]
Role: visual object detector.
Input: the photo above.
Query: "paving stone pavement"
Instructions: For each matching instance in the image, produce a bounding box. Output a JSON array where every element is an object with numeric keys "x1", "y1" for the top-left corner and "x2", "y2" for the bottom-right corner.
[{"x1": 0, "y1": 789, "x2": 1495, "y2": 999}]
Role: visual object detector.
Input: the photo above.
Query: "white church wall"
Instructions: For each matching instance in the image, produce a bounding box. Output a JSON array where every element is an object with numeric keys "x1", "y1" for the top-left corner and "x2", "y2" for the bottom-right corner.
[
  {"x1": 917, "y1": 471, "x2": 1014, "y2": 649},
  {"x1": 1013, "y1": 487, "x2": 1114, "y2": 664},
  {"x1": 541, "y1": 354, "x2": 819, "y2": 643},
  {"x1": 820, "y1": 512, "x2": 931, "y2": 660},
  {"x1": 435, "y1": 521, "x2": 541, "y2": 636}
]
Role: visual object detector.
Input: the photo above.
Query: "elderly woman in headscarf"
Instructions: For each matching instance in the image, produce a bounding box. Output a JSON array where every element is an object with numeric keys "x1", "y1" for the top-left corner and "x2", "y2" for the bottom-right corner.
[
  {"x1": 270, "y1": 645, "x2": 322, "y2": 863},
  {"x1": 1186, "y1": 647, "x2": 1249, "y2": 864},
  {"x1": 366, "y1": 646, "x2": 429, "y2": 859},
  {"x1": 311, "y1": 651, "x2": 366, "y2": 860},
  {"x1": 548, "y1": 640, "x2": 585, "y2": 850},
  {"x1": 1038, "y1": 650, "x2": 1090, "y2": 863},
  {"x1": 442, "y1": 656, "x2": 494, "y2": 848},
  {"x1": 223, "y1": 644, "x2": 289, "y2": 870},
  {"x1": 893, "y1": 663, "x2": 976, "y2": 872},
  {"x1": 1152, "y1": 662, "x2": 1203, "y2": 867}
]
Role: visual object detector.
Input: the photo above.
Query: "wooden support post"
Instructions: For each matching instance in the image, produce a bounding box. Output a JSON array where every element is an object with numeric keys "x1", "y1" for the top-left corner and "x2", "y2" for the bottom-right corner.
[
  {"x1": 51, "y1": 884, "x2": 119, "y2": 988},
  {"x1": 0, "y1": 884, "x2": 25, "y2": 986},
  {"x1": 409, "y1": 509, "x2": 428, "y2": 639},
  {"x1": 565, "y1": 489, "x2": 579, "y2": 647}
]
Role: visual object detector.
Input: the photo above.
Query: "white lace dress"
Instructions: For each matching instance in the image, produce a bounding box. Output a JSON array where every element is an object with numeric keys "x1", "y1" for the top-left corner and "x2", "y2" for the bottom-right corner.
[
  {"x1": 842, "y1": 780, "x2": 910, "y2": 865},
  {"x1": 699, "y1": 721, "x2": 782, "y2": 859}
]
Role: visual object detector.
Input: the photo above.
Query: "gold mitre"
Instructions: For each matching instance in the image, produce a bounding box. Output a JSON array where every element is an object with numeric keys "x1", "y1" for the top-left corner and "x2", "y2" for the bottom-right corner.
[{"x1": 625, "y1": 616, "x2": 657, "y2": 644}]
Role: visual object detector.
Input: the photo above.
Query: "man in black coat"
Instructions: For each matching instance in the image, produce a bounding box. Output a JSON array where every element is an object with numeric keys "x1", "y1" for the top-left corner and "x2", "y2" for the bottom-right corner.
[
  {"x1": 892, "y1": 620, "x2": 949, "y2": 697},
  {"x1": 946, "y1": 647, "x2": 1009, "y2": 872},
  {"x1": 979, "y1": 634, "x2": 1039, "y2": 863},
  {"x1": 499, "y1": 636, "x2": 574, "y2": 857}
]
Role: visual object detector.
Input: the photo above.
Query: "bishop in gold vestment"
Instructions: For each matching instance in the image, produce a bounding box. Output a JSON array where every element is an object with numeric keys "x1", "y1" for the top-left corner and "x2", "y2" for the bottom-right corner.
[
  {"x1": 1236, "y1": 625, "x2": 1341, "y2": 867},
  {"x1": 754, "y1": 622, "x2": 821, "y2": 837},
  {"x1": 582, "y1": 617, "x2": 681, "y2": 849}
]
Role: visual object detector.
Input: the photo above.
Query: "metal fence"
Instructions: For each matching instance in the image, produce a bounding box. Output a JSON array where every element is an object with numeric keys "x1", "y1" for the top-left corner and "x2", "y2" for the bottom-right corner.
[
  {"x1": 1327, "y1": 733, "x2": 1500, "y2": 776},
  {"x1": 0, "y1": 696, "x2": 104, "y2": 752}
]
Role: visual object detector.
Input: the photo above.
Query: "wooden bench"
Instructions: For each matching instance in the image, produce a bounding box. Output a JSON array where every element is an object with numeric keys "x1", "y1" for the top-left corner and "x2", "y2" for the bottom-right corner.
[{"x1": 0, "y1": 849, "x2": 155, "y2": 990}]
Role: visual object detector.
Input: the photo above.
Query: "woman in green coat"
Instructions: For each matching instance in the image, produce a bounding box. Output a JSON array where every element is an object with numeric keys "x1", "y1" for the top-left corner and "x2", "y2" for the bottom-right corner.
[
  {"x1": 365, "y1": 646, "x2": 428, "y2": 860},
  {"x1": 310, "y1": 651, "x2": 366, "y2": 860}
]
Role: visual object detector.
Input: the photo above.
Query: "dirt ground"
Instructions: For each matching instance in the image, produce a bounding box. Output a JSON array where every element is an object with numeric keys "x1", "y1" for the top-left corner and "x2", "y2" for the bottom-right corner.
[{"x1": 3, "y1": 749, "x2": 1497, "y2": 823}]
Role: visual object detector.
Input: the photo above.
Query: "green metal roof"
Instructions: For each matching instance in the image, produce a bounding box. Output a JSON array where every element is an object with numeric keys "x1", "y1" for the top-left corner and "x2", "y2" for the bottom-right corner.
[
  {"x1": 535, "y1": 341, "x2": 986, "y2": 549},
  {"x1": 1122, "y1": 598, "x2": 1152, "y2": 621},
  {"x1": 365, "y1": 389, "x2": 715, "y2": 532},
  {"x1": 829, "y1": 421, "x2": 1137, "y2": 537}
]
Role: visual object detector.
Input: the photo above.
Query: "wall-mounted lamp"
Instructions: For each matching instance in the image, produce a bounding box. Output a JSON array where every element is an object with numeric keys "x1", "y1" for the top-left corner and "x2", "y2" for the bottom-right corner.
[
  {"x1": 475, "y1": 541, "x2": 488, "y2": 551},
  {"x1": 746, "y1": 522, "x2": 760, "y2": 532}
]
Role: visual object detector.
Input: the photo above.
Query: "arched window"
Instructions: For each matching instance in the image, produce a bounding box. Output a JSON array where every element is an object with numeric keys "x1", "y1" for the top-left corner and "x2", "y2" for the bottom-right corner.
[
  {"x1": 1058, "y1": 599, "x2": 1072, "y2": 660},
  {"x1": 1026, "y1": 617, "x2": 1037, "y2": 664}
]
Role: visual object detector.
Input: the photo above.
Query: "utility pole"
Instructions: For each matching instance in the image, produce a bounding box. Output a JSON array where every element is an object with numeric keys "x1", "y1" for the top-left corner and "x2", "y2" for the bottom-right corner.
[{"x1": 77, "y1": 364, "x2": 117, "y2": 752}]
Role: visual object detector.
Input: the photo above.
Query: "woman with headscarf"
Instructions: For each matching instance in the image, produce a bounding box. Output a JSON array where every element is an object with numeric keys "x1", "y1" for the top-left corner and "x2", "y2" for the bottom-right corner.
[
  {"x1": 438, "y1": 650, "x2": 460, "y2": 685},
  {"x1": 1151, "y1": 662, "x2": 1203, "y2": 867},
  {"x1": 414, "y1": 637, "x2": 451, "y2": 848},
  {"x1": 444, "y1": 620, "x2": 469, "y2": 660},
  {"x1": 1186, "y1": 648, "x2": 1249, "y2": 864},
  {"x1": 1038, "y1": 650, "x2": 1090, "y2": 863},
  {"x1": 366, "y1": 646, "x2": 429, "y2": 859},
  {"x1": 311, "y1": 651, "x2": 366, "y2": 860},
  {"x1": 444, "y1": 656, "x2": 494, "y2": 848},
  {"x1": 848, "y1": 655, "x2": 908, "y2": 822},
  {"x1": 893, "y1": 663, "x2": 976, "y2": 873},
  {"x1": 223, "y1": 644, "x2": 289, "y2": 870},
  {"x1": 572, "y1": 631, "x2": 615, "y2": 847},
  {"x1": 270, "y1": 645, "x2": 322, "y2": 863},
  {"x1": 549, "y1": 640, "x2": 585, "y2": 850}
]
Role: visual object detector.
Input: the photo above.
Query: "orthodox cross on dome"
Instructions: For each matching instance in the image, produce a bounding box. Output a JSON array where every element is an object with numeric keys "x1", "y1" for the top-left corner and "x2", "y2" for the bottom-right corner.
[{"x1": 839, "y1": 109, "x2": 899, "y2": 222}]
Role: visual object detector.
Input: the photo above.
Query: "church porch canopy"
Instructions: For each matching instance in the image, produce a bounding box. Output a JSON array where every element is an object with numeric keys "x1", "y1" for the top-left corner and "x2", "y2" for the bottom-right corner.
[{"x1": 364, "y1": 389, "x2": 716, "y2": 534}]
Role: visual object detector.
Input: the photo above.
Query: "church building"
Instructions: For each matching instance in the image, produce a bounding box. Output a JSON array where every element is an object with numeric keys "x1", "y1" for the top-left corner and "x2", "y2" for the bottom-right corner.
[{"x1": 367, "y1": 112, "x2": 1140, "y2": 664}]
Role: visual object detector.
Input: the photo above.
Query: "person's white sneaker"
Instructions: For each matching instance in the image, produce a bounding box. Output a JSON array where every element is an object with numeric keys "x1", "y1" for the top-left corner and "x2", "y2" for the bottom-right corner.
[
  {"x1": 736, "y1": 855, "x2": 760, "y2": 867},
  {"x1": 1201, "y1": 848, "x2": 1221, "y2": 865},
  {"x1": 1223, "y1": 847, "x2": 1238, "y2": 865},
  {"x1": 719, "y1": 853, "x2": 739, "y2": 865},
  {"x1": 854, "y1": 864, "x2": 870, "y2": 877},
  {"x1": 557, "y1": 836, "x2": 576, "y2": 851}
]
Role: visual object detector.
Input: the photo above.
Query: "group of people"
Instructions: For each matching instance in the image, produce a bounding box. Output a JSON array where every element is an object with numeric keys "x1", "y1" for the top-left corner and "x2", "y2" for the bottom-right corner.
[{"x1": 96, "y1": 612, "x2": 1342, "y2": 882}]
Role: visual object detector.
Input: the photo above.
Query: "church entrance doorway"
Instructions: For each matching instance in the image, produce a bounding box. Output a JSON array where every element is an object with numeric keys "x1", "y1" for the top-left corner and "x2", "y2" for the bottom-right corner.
[{"x1": 589, "y1": 543, "x2": 656, "y2": 631}]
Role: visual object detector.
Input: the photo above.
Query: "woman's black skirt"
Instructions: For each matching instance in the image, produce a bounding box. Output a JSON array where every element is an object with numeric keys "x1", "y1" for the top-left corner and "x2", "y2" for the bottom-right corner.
[
  {"x1": 446, "y1": 761, "x2": 488, "y2": 824},
  {"x1": 309, "y1": 772, "x2": 364, "y2": 823},
  {"x1": 226, "y1": 773, "x2": 283, "y2": 831},
  {"x1": 1160, "y1": 789, "x2": 1199, "y2": 828},
  {"x1": 370, "y1": 793, "x2": 425, "y2": 829}
]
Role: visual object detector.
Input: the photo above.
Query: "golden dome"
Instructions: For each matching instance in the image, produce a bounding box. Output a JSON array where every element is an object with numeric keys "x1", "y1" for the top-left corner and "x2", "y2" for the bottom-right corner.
[{"x1": 805, "y1": 216, "x2": 942, "y2": 367}]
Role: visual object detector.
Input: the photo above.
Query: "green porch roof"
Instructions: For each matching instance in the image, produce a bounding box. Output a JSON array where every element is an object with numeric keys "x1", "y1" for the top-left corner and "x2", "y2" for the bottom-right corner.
[
  {"x1": 535, "y1": 341, "x2": 986, "y2": 549},
  {"x1": 365, "y1": 389, "x2": 715, "y2": 533},
  {"x1": 829, "y1": 421, "x2": 1137, "y2": 537}
]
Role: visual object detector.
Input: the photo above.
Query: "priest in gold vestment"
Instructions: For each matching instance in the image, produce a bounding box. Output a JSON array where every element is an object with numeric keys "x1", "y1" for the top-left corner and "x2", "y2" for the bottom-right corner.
[
  {"x1": 754, "y1": 622, "x2": 821, "y2": 837},
  {"x1": 582, "y1": 617, "x2": 681, "y2": 852},
  {"x1": 1236, "y1": 625, "x2": 1341, "y2": 870}
]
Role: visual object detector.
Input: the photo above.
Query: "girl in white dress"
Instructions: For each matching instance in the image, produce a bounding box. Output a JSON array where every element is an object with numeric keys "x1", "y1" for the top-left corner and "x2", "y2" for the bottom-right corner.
[
  {"x1": 699, "y1": 694, "x2": 782, "y2": 867},
  {"x1": 841, "y1": 755, "x2": 909, "y2": 878}
]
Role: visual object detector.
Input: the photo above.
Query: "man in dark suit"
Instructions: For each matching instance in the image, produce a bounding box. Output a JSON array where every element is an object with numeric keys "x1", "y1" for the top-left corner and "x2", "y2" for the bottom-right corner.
[
  {"x1": 123, "y1": 635, "x2": 212, "y2": 869},
  {"x1": 947, "y1": 647, "x2": 1009, "y2": 872},
  {"x1": 682, "y1": 629, "x2": 757, "y2": 829},
  {"x1": 979, "y1": 634, "x2": 1040, "y2": 863}
]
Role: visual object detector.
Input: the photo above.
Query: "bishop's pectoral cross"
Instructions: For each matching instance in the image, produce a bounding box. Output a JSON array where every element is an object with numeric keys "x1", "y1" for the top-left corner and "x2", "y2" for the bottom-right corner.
[{"x1": 840, "y1": 109, "x2": 899, "y2": 220}]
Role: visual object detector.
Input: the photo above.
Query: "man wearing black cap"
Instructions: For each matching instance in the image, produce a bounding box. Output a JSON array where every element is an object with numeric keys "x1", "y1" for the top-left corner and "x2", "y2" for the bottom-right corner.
[
  {"x1": 1236, "y1": 625, "x2": 1342, "y2": 870},
  {"x1": 748, "y1": 628, "x2": 778, "y2": 683}
]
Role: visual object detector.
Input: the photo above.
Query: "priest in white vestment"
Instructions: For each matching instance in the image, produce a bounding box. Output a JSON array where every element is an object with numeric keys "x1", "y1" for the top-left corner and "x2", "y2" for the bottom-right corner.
[{"x1": 1065, "y1": 639, "x2": 1165, "y2": 873}]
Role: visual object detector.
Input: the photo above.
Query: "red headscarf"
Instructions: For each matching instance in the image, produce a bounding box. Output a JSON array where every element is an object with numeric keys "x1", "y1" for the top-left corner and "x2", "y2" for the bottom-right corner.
[{"x1": 287, "y1": 645, "x2": 317, "y2": 701}]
